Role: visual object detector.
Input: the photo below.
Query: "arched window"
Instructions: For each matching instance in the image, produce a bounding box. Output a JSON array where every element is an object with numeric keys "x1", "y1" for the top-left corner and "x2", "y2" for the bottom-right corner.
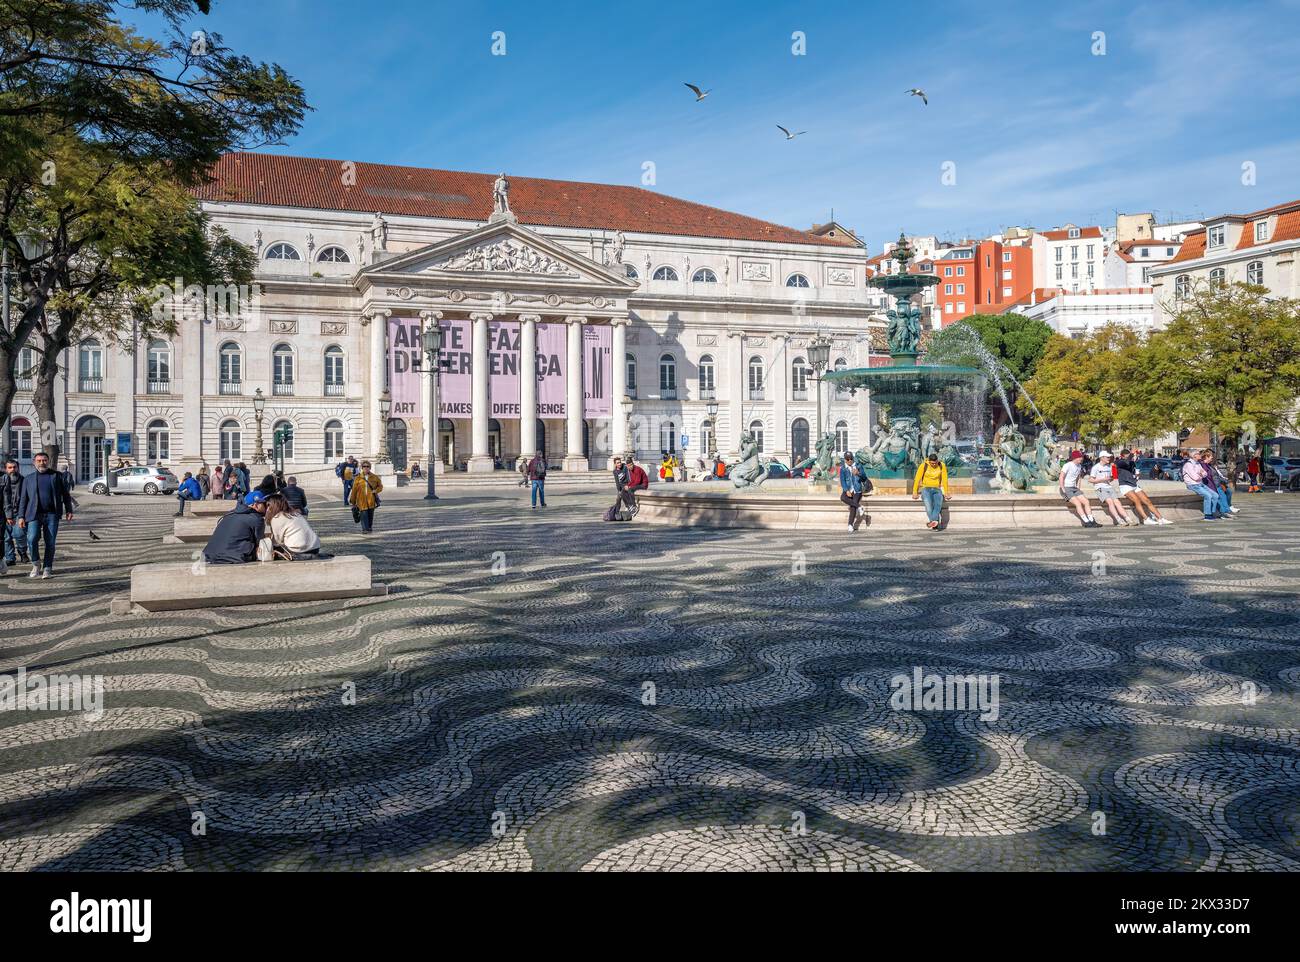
[
  {"x1": 835, "y1": 419, "x2": 850, "y2": 454},
  {"x1": 1174, "y1": 274, "x2": 1191, "y2": 299},
  {"x1": 748, "y1": 356, "x2": 764, "y2": 400},
  {"x1": 272, "y1": 419, "x2": 294, "y2": 460},
  {"x1": 317, "y1": 245, "x2": 350, "y2": 263},
  {"x1": 1209, "y1": 268, "x2": 1226, "y2": 287},
  {"x1": 786, "y1": 273, "x2": 811, "y2": 288},
  {"x1": 791, "y1": 357, "x2": 809, "y2": 399},
  {"x1": 833, "y1": 357, "x2": 849, "y2": 398},
  {"x1": 15, "y1": 346, "x2": 34, "y2": 389},
  {"x1": 146, "y1": 418, "x2": 170, "y2": 463},
  {"x1": 749, "y1": 419, "x2": 765, "y2": 453},
  {"x1": 324, "y1": 345, "x2": 345, "y2": 395},
  {"x1": 660, "y1": 420, "x2": 677, "y2": 454},
  {"x1": 219, "y1": 341, "x2": 242, "y2": 394},
  {"x1": 698, "y1": 353, "x2": 715, "y2": 399},
  {"x1": 273, "y1": 343, "x2": 295, "y2": 395},
  {"x1": 624, "y1": 263, "x2": 639, "y2": 280},
  {"x1": 652, "y1": 266, "x2": 679, "y2": 281},
  {"x1": 625, "y1": 353, "x2": 638, "y2": 397},
  {"x1": 147, "y1": 339, "x2": 171, "y2": 392},
  {"x1": 1246, "y1": 260, "x2": 1264, "y2": 285},
  {"x1": 659, "y1": 353, "x2": 676, "y2": 396},
  {"x1": 692, "y1": 268, "x2": 718, "y2": 283},
  {"x1": 791, "y1": 417, "x2": 810, "y2": 462},
  {"x1": 264, "y1": 242, "x2": 300, "y2": 260},
  {"x1": 78, "y1": 339, "x2": 103, "y2": 391},
  {"x1": 219, "y1": 419, "x2": 242, "y2": 461},
  {"x1": 323, "y1": 419, "x2": 345, "y2": 461},
  {"x1": 6, "y1": 416, "x2": 32, "y2": 461}
]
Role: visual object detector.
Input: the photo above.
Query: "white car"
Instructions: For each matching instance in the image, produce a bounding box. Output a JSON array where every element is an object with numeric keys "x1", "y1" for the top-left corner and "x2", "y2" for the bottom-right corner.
[{"x1": 89, "y1": 465, "x2": 179, "y2": 495}]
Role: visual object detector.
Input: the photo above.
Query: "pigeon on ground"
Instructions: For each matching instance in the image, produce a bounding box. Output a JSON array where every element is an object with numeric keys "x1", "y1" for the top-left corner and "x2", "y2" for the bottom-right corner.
[
  {"x1": 89, "y1": 530, "x2": 100, "y2": 541},
  {"x1": 777, "y1": 125, "x2": 807, "y2": 140},
  {"x1": 906, "y1": 88, "x2": 928, "y2": 105},
  {"x1": 684, "y1": 83, "x2": 711, "y2": 102}
]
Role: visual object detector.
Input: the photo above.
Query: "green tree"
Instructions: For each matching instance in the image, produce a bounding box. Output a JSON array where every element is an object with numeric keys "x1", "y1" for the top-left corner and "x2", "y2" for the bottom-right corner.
[
  {"x1": 962, "y1": 312, "x2": 1056, "y2": 384},
  {"x1": 1147, "y1": 281, "x2": 1300, "y2": 473}
]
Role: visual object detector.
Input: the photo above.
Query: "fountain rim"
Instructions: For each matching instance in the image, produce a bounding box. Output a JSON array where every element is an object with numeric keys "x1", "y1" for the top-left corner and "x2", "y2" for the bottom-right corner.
[{"x1": 823, "y1": 362, "x2": 989, "y2": 381}]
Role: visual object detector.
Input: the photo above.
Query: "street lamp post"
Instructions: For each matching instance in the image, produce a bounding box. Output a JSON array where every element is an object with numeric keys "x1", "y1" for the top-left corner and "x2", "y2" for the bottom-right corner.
[
  {"x1": 421, "y1": 320, "x2": 443, "y2": 501},
  {"x1": 706, "y1": 398, "x2": 719, "y2": 461},
  {"x1": 807, "y1": 332, "x2": 832, "y2": 445},
  {"x1": 621, "y1": 395, "x2": 635, "y2": 461},
  {"x1": 251, "y1": 388, "x2": 266, "y2": 464},
  {"x1": 377, "y1": 390, "x2": 391, "y2": 463}
]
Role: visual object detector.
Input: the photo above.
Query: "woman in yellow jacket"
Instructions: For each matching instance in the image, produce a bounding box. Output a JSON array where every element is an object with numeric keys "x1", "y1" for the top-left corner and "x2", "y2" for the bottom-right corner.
[
  {"x1": 348, "y1": 459, "x2": 384, "y2": 533},
  {"x1": 911, "y1": 452, "x2": 949, "y2": 529}
]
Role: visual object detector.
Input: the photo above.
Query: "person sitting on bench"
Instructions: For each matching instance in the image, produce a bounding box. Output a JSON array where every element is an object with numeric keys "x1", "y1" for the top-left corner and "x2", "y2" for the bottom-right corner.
[
  {"x1": 203, "y1": 491, "x2": 268, "y2": 564},
  {"x1": 262, "y1": 493, "x2": 321, "y2": 561}
]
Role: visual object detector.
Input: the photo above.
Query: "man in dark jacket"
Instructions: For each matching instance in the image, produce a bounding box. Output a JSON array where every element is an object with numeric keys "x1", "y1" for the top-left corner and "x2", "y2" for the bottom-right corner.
[
  {"x1": 202, "y1": 491, "x2": 268, "y2": 564},
  {"x1": 335, "y1": 455, "x2": 358, "y2": 504},
  {"x1": 15, "y1": 451, "x2": 75, "y2": 578},
  {"x1": 612, "y1": 457, "x2": 633, "y2": 510},
  {"x1": 526, "y1": 453, "x2": 547, "y2": 508},
  {"x1": 1, "y1": 457, "x2": 27, "y2": 572},
  {"x1": 281, "y1": 476, "x2": 309, "y2": 516}
]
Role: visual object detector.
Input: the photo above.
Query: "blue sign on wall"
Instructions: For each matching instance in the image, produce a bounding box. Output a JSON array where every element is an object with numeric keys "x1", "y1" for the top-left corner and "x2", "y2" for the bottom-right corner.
[
  {"x1": 681, "y1": 434, "x2": 689, "y2": 450},
  {"x1": 115, "y1": 432, "x2": 133, "y2": 456}
]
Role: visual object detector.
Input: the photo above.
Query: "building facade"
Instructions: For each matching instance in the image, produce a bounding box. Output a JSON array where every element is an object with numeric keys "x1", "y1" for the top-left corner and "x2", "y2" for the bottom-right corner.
[
  {"x1": 3, "y1": 153, "x2": 880, "y2": 479},
  {"x1": 1002, "y1": 287, "x2": 1156, "y2": 337}
]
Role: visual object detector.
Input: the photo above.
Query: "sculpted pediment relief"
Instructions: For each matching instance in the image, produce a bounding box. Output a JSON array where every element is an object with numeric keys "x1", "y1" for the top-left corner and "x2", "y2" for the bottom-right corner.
[{"x1": 434, "y1": 238, "x2": 579, "y2": 277}]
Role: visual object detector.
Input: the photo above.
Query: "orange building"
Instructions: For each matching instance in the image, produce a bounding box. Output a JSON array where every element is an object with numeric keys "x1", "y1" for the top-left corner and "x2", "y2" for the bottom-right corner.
[{"x1": 933, "y1": 238, "x2": 1034, "y2": 326}]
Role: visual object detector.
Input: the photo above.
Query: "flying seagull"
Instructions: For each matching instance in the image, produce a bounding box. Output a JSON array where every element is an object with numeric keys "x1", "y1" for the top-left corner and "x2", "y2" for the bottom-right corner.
[
  {"x1": 777, "y1": 125, "x2": 807, "y2": 140},
  {"x1": 89, "y1": 530, "x2": 101, "y2": 541},
  {"x1": 684, "y1": 82, "x2": 711, "y2": 102},
  {"x1": 906, "y1": 88, "x2": 928, "y2": 105}
]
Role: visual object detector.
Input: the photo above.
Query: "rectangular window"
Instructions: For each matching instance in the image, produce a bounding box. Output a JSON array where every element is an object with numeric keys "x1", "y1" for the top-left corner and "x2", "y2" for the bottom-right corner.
[
  {"x1": 1071, "y1": 264, "x2": 1079, "y2": 279},
  {"x1": 1141, "y1": 248, "x2": 1150, "y2": 258},
  {"x1": 943, "y1": 266, "x2": 952, "y2": 276},
  {"x1": 957, "y1": 302, "x2": 966, "y2": 312},
  {"x1": 1087, "y1": 244, "x2": 1094, "y2": 259},
  {"x1": 1087, "y1": 264, "x2": 1094, "y2": 277},
  {"x1": 1055, "y1": 265, "x2": 1062, "y2": 280},
  {"x1": 956, "y1": 267, "x2": 965, "y2": 276},
  {"x1": 956, "y1": 284, "x2": 965, "y2": 294},
  {"x1": 1002, "y1": 269, "x2": 1012, "y2": 280},
  {"x1": 1071, "y1": 246, "x2": 1079, "y2": 260},
  {"x1": 1002, "y1": 286, "x2": 1012, "y2": 296},
  {"x1": 1208, "y1": 224, "x2": 1225, "y2": 248},
  {"x1": 945, "y1": 284, "x2": 953, "y2": 294},
  {"x1": 1055, "y1": 248, "x2": 1062, "y2": 261},
  {"x1": 944, "y1": 303, "x2": 953, "y2": 314},
  {"x1": 985, "y1": 254, "x2": 991, "y2": 267},
  {"x1": 1002, "y1": 252, "x2": 1011, "y2": 263},
  {"x1": 1255, "y1": 221, "x2": 1268, "y2": 242},
  {"x1": 1142, "y1": 267, "x2": 1152, "y2": 283}
]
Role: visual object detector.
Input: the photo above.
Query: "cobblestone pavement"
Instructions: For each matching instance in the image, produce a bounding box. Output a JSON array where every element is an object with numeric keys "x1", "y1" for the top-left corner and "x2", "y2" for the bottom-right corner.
[{"x1": 1, "y1": 484, "x2": 1298, "y2": 871}]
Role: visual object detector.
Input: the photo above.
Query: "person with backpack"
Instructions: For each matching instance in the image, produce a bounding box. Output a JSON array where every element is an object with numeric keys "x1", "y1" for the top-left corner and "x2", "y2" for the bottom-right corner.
[
  {"x1": 911, "y1": 450, "x2": 950, "y2": 530},
  {"x1": 527, "y1": 451, "x2": 547, "y2": 508},
  {"x1": 196, "y1": 465, "x2": 211, "y2": 499},
  {"x1": 336, "y1": 455, "x2": 358, "y2": 504},
  {"x1": 348, "y1": 460, "x2": 383, "y2": 533},
  {"x1": 838, "y1": 452, "x2": 871, "y2": 532}
]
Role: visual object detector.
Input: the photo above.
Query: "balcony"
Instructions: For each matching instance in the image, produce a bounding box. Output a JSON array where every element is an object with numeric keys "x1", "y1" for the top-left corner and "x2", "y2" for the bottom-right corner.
[
  {"x1": 15, "y1": 377, "x2": 31, "y2": 392},
  {"x1": 78, "y1": 377, "x2": 103, "y2": 393},
  {"x1": 148, "y1": 380, "x2": 171, "y2": 395},
  {"x1": 219, "y1": 380, "x2": 242, "y2": 396},
  {"x1": 748, "y1": 388, "x2": 765, "y2": 401},
  {"x1": 659, "y1": 387, "x2": 677, "y2": 400},
  {"x1": 792, "y1": 389, "x2": 809, "y2": 401},
  {"x1": 699, "y1": 387, "x2": 716, "y2": 401},
  {"x1": 324, "y1": 381, "x2": 345, "y2": 397},
  {"x1": 273, "y1": 381, "x2": 295, "y2": 397}
]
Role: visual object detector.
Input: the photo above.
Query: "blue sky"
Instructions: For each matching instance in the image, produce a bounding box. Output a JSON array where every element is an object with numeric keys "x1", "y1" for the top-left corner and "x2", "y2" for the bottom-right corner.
[{"x1": 136, "y1": 0, "x2": 1300, "y2": 250}]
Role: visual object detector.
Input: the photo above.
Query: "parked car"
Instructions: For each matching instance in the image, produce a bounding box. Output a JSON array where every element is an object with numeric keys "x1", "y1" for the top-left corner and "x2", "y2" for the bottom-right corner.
[
  {"x1": 975, "y1": 458, "x2": 996, "y2": 477},
  {"x1": 90, "y1": 464, "x2": 179, "y2": 495},
  {"x1": 765, "y1": 461, "x2": 795, "y2": 480},
  {"x1": 1136, "y1": 457, "x2": 1182, "y2": 480},
  {"x1": 1262, "y1": 457, "x2": 1300, "y2": 486}
]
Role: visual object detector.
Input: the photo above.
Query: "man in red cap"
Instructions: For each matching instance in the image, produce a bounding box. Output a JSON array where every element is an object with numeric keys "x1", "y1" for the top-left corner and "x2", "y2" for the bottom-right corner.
[{"x1": 1059, "y1": 450, "x2": 1100, "y2": 527}]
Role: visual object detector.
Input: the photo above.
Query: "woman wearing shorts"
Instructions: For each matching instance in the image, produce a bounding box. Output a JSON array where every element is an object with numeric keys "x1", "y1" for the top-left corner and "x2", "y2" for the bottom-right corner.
[
  {"x1": 1088, "y1": 451, "x2": 1136, "y2": 526},
  {"x1": 1115, "y1": 449, "x2": 1171, "y2": 525},
  {"x1": 1059, "y1": 450, "x2": 1100, "y2": 527}
]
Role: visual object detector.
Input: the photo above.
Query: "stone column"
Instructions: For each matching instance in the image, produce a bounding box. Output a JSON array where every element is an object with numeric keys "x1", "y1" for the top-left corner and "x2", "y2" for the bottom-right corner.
[
  {"x1": 610, "y1": 317, "x2": 629, "y2": 458},
  {"x1": 518, "y1": 314, "x2": 540, "y2": 459},
  {"x1": 726, "y1": 330, "x2": 744, "y2": 457},
  {"x1": 180, "y1": 311, "x2": 204, "y2": 465},
  {"x1": 771, "y1": 332, "x2": 790, "y2": 462},
  {"x1": 467, "y1": 311, "x2": 495, "y2": 473},
  {"x1": 562, "y1": 315, "x2": 588, "y2": 471},
  {"x1": 364, "y1": 309, "x2": 390, "y2": 460}
]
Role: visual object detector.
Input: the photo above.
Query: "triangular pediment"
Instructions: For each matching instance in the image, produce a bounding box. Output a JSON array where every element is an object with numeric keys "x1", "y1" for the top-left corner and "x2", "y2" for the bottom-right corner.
[{"x1": 359, "y1": 218, "x2": 636, "y2": 290}]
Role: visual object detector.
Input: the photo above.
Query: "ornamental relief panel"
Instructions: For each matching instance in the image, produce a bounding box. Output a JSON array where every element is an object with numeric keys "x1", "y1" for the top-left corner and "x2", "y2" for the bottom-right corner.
[
  {"x1": 321, "y1": 321, "x2": 349, "y2": 336},
  {"x1": 826, "y1": 266, "x2": 856, "y2": 286},
  {"x1": 216, "y1": 316, "x2": 245, "y2": 332},
  {"x1": 435, "y1": 239, "x2": 579, "y2": 277},
  {"x1": 740, "y1": 261, "x2": 772, "y2": 282},
  {"x1": 269, "y1": 319, "x2": 298, "y2": 335}
]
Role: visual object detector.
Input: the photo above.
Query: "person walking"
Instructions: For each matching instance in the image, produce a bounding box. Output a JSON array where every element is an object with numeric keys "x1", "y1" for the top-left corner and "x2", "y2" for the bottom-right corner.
[
  {"x1": 1088, "y1": 451, "x2": 1136, "y2": 526},
  {"x1": 1115, "y1": 449, "x2": 1171, "y2": 525},
  {"x1": 336, "y1": 455, "x2": 359, "y2": 504},
  {"x1": 281, "y1": 475, "x2": 309, "y2": 516},
  {"x1": 1181, "y1": 449, "x2": 1221, "y2": 520},
  {"x1": 175, "y1": 471, "x2": 203, "y2": 517},
  {"x1": 348, "y1": 460, "x2": 383, "y2": 533},
  {"x1": 15, "y1": 451, "x2": 75, "y2": 578},
  {"x1": 0, "y1": 457, "x2": 27, "y2": 574},
  {"x1": 911, "y1": 451, "x2": 950, "y2": 530},
  {"x1": 839, "y1": 452, "x2": 868, "y2": 531},
  {"x1": 203, "y1": 491, "x2": 268, "y2": 564},
  {"x1": 526, "y1": 450, "x2": 547, "y2": 508},
  {"x1": 1246, "y1": 452, "x2": 1261, "y2": 493},
  {"x1": 1059, "y1": 450, "x2": 1101, "y2": 527}
]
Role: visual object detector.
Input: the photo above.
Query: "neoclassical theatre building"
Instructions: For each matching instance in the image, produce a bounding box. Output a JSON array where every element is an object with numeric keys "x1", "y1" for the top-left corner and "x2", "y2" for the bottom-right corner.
[{"x1": 6, "y1": 152, "x2": 880, "y2": 481}]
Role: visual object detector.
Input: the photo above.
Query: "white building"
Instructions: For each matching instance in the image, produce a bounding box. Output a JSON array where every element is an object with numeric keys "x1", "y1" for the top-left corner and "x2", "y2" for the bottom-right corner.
[
  {"x1": 3, "y1": 152, "x2": 879, "y2": 480},
  {"x1": 1033, "y1": 224, "x2": 1105, "y2": 292},
  {"x1": 1102, "y1": 238, "x2": 1184, "y2": 288},
  {"x1": 1003, "y1": 287, "x2": 1156, "y2": 337}
]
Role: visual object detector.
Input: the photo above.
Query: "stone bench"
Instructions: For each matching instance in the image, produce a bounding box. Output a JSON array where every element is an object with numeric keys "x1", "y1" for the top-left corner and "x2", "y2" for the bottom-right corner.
[
  {"x1": 165, "y1": 515, "x2": 221, "y2": 544},
  {"x1": 110, "y1": 556, "x2": 387, "y2": 614},
  {"x1": 186, "y1": 499, "x2": 236, "y2": 517}
]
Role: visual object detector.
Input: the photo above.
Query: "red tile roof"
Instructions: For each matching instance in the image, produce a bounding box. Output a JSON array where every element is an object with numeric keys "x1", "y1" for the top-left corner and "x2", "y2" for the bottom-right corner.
[
  {"x1": 1171, "y1": 198, "x2": 1300, "y2": 261},
  {"x1": 1041, "y1": 226, "x2": 1103, "y2": 241},
  {"x1": 194, "y1": 152, "x2": 849, "y2": 247},
  {"x1": 1169, "y1": 232, "x2": 1207, "y2": 263}
]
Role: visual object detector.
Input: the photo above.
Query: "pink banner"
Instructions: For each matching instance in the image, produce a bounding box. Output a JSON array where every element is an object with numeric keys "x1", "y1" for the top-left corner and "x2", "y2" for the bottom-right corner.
[
  {"x1": 583, "y1": 324, "x2": 611, "y2": 418},
  {"x1": 536, "y1": 322, "x2": 567, "y2": 418},
  {"x1": 437, "y1": 318, "x2": 472, "y2": 417},
  {"x1": 488, "y1": 320, "x2": 520, "y2": 418},
  {"x1": 386, "y1": 315, "x2": 424, "y2": 420}
]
